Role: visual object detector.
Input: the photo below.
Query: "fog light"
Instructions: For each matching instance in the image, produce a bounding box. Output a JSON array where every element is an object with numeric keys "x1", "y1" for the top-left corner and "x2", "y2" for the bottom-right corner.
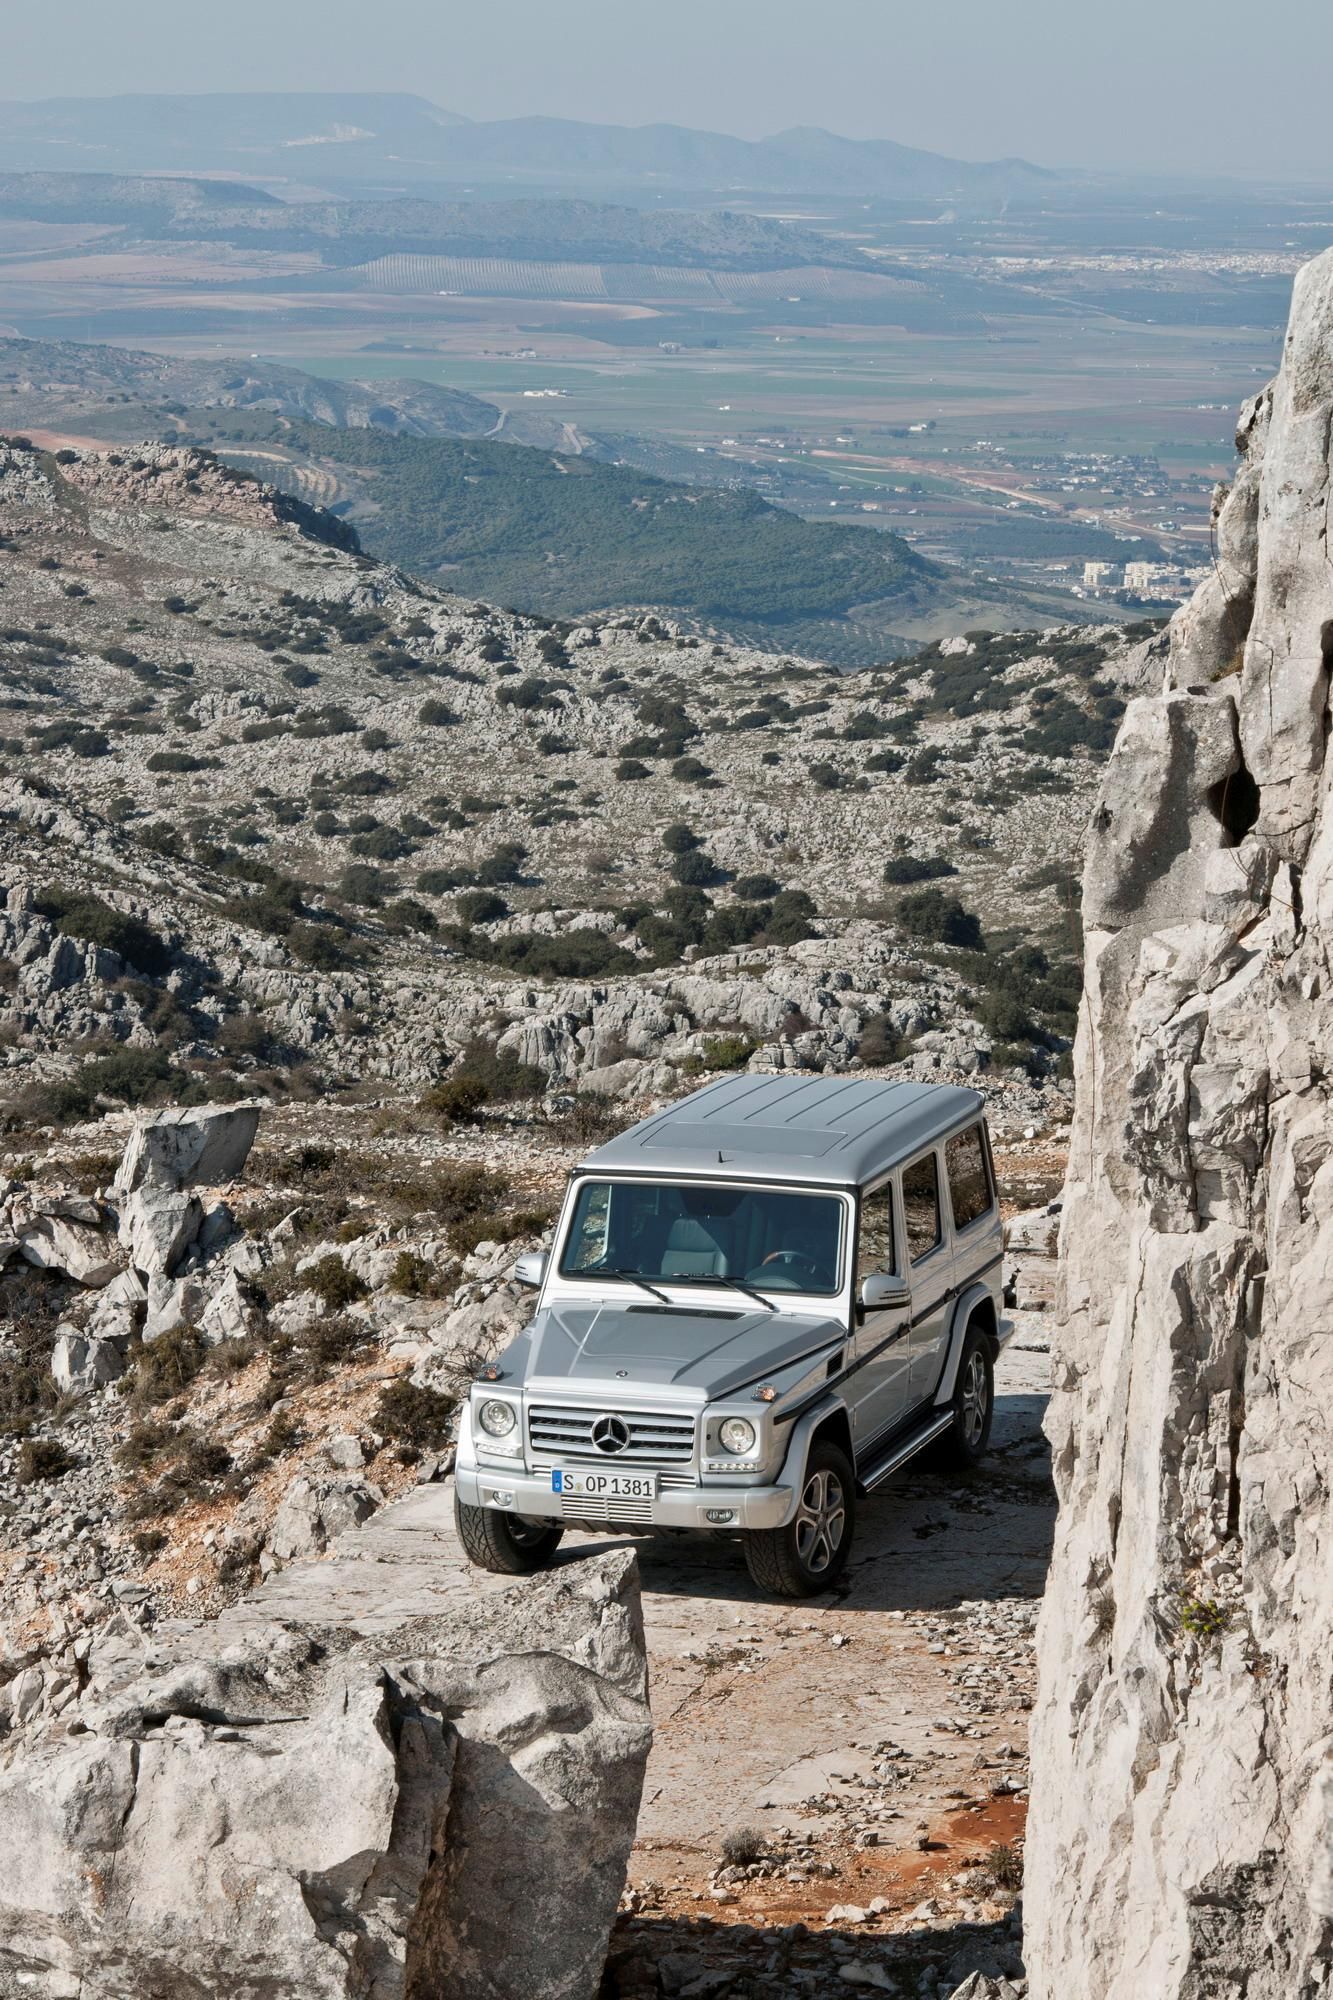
[
  {"x1": 487, "y1": 1490, "x2": 515, "y2": 1507},
  {"x1": 705, "y1": 1508, "x2": 736, "y2": 1524}
]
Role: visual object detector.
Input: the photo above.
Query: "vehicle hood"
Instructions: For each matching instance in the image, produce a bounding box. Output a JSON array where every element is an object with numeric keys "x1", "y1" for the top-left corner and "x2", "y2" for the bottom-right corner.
[{"x1": 508, "y1": 1300, "x2": 845, "y2": 1401}]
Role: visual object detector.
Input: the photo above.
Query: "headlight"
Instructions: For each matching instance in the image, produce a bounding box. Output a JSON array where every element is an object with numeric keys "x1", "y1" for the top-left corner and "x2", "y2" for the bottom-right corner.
[
  {"x1": 719, "y1": 1417, "x2": 757, "y2": 1455},
  {"x1": 479, "y1": 1399, "x2": 517, "y2": 1438}
]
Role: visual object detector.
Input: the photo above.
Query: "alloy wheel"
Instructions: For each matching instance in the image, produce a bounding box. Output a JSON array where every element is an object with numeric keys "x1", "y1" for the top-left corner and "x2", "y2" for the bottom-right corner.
[
  {"x1": 793, "y1": 1468, "x2": 847, "y2": 1574},
  {"x1": 961, "y1": 1350, "x2": 989, "y2": 1447}
]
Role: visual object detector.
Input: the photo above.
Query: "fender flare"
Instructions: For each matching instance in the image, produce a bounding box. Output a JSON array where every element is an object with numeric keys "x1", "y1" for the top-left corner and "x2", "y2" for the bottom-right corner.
[
  {"x1": 770, "y1": 1394, "x2": 852, "y2": 1527},
  {"x1": 933, "y1": 1282, "x2": 997, "y2": 1405}
]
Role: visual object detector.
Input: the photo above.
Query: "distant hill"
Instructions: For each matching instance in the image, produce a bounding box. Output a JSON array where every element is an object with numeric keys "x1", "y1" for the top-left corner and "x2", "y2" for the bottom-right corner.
[
  {"x1": 0, "y1": 171, "x2": 858, "y2": 270},
  {"x1": 0, "y1": 93, "x2": 1062, "y2": 201},
  {"x1": 196, "y1": 414, "x2": 1006, "y2": 658},
  {"x1": 0, "y1": 336, "x2": 506, "y2": 440}
]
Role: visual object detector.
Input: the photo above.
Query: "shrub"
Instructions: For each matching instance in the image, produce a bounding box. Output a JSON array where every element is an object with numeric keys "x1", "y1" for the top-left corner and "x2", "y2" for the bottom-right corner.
[
  {"x1": 857, "y1": 1013, "x2": 913, "y2": 1065},
  {"x1": 389, "y1": 1251, "x2": 452, "y2": 1298},
  {"x1": 376, "y1": 1379, "x2": 455, "y2": 1451},
  {"x1": 349, "y1": 825, "x2": 415, "y2": 861},
  {"x1": 986, "y1": 1842, "x2": 1024, "y2": 1892},
  {"x1": 34, "y1": 890, "x2": 171, "y2": 978},
  {"x1": 671, "y1": 849, "x2": 717, "y2": 887},
  {"x1": 417, "y1": 866, "x2": 473, "y2": 895},
  {"x1": 701, "y1": 1034, "x2": 755, "y2": 1071},
  {"x1": 616, "y1": 759, "x2": 649, "y2": 782},
  {"x1": 896, "y1": 889, "x2": 984, "y2": 951},
  {"x1": 339, "y1": 864, "x2": 395, "y2": 907},
  {"x1": 864, "y1": 748, "x2": 904, "y2": 774},
  {"x1": 423, "y1": 1076, "x2": 489, "y2": 1126},
  {"x1": 146, "y1": 750, "x2": 218, "y2": 774},
  {"x1": 883, "y1": 854, "x2": 957, "y2": 885},
  {"x1": 126, "y1": 1325, "x2": 204, "y2": 1405},
  {"x1": 49, "y1": 1046, "x2": 174, "y2": 1121},
  {"x1": 733, "y1": 872, "x2": 780, "y2": 901},
  {"x1": 719, "y1": 1827, "x2": 766, "y2": 1867},
  {"x1": 456, "y1": 890, "x2": 508, "y2": 925},
  {"x1": 305, "y1": 1255, "x2": 370, "y2": 1311},
  {"x1": 474, "y1": 842, "x2": 528, "y2": 887},
  {"x1": 17, "y1": 1437, "x2": 73, "y2": 1485},
  {"x1": 662, "y1": 823, "x2": 701, "y2": 855},
  {"x1": 808, "y1": 760, "x2": 844, "y2": 791},
  {"x1": 418, "y1": 699, "x2": 457, "y2": 727},
  {"x1": 670, "y1": 756, "x2": 711, "y2": 784}
]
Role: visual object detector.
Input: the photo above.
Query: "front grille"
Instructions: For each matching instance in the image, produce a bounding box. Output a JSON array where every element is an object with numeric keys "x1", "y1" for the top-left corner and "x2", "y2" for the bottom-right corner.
[{"x1": 528, "y1": 1405, "x2": 696, "y2": 1463}]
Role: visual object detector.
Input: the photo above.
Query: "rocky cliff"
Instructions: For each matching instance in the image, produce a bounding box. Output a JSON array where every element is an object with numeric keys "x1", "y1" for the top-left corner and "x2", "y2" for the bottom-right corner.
[{"x1": 1025, "y1": 248, "x2": 1333, "y2": 1994}]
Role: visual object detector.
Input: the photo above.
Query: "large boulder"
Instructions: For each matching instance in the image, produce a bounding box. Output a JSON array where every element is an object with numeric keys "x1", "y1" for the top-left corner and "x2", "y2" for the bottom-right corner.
[
  {"x1": 1025, "y1": 249, "x2": 1333, "y2": 1997},
  {"x1": 0, "y1": 1550, "x2": 651, "y2": 1999},
  {"x1": 114, "y1": 1103, "x2": 261, "y2": 1196}
]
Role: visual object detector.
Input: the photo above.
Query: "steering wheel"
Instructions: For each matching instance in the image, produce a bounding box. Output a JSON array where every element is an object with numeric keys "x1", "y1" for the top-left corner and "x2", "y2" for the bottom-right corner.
[{"x1": 754, "y1": 1249, "x2": 825, "y2": 1283}]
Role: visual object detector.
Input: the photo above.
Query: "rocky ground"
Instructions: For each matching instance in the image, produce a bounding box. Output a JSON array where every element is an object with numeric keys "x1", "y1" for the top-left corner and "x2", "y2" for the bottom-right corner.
[
  {"x1": 0, "y1": 435, "x2": 1156, "y2": 1115},
  {"x1": 0, "y1": 427, "x2": 1090, "y2": 1997}
]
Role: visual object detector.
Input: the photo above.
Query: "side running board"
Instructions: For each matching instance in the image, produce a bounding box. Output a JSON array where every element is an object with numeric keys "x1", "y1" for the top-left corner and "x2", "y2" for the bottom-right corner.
[{"x1": 858, "y1": 1410, "x2": 954, "y2": 1493}]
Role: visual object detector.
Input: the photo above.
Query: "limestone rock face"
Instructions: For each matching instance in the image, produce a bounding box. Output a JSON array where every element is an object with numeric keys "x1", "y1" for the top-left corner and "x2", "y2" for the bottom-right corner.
[
  {"x1": 0, "y1": 1550, "x2": 651, "y2": 2000},
  {"x1": 114, "y1": 1102, "x2": 261, "y2": 1196},
  {"x1": 1026, "y1": 249, "x2": 1333, "y2": 1997}
]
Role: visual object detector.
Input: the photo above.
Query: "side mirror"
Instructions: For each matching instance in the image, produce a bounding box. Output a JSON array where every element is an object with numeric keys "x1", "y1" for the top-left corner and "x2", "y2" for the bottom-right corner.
[
  {"x1": 859, "y1": 1272, "x2": 910, "y2": 1313},
  {"x1": 513, "y1": 1250, "x2": 547, "y2": 1291}
]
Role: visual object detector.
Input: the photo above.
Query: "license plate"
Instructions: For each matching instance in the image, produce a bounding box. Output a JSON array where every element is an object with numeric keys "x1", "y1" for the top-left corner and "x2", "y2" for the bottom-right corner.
[{"x1": 551, "y1": 1469, "x2": 657, "y2": 1500}]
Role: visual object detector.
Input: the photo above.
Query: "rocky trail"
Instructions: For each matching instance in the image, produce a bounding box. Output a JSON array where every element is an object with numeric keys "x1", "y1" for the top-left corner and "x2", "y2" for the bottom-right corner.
[{"x1": 219, "y1": 1338, "x2": 1051, "y2": 1996}]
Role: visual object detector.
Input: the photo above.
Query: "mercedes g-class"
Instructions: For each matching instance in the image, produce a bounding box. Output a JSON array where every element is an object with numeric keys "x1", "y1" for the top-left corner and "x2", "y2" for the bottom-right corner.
[{"x1": 454, "y1": 1075, "x2": 1009, "y2": 1597}]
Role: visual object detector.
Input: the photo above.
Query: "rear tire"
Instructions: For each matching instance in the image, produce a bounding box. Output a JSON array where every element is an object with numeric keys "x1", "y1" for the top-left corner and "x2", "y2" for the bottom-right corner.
[
  {"x1": 742, "y1": 1440, "x2": 855, "y2": 1598},
  {"x1": 454, "y1": 1492, "x2": 564, "y2": 1574},
  {"x1": 935, "y1": 1326, "x2": 994, "y2": 1469}
]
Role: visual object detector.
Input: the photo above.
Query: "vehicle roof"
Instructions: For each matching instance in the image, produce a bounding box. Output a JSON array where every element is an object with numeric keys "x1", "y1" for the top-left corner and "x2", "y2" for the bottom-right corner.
[{"x1": 577, "y1": 1075, "x2": 985, "y2": 1188}]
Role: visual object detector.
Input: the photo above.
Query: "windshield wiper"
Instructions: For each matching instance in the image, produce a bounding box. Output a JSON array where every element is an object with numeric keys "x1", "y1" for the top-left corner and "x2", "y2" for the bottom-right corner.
[
  {"x1": 609, "y1": 1268, "x2": 673, "y2": 1303},
  {"x1": 664, "y1": 1273, "x2": 777, "y2": 1312}
]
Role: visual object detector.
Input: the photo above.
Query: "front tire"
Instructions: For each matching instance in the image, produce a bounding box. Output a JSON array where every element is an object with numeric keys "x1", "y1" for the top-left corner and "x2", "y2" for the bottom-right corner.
[
  {"x1": 743, "y1": 1440, "x2": 855, "y2": 1598},
  {"x1": 454, "y1": 1492, "x2": 564, "y2": 1574},
  {"x1": 935, "y1": 1327, "x2": 994, "y2": 1469}
]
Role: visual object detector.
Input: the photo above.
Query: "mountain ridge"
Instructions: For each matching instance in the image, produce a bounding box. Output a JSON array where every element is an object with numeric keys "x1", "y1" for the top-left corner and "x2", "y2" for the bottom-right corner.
[{"x1": 0, "y1": 91, "x2": 1061, "y2": 199}]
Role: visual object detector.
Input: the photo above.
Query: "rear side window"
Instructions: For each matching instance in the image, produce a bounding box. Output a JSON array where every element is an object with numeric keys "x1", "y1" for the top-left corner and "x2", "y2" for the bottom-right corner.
[
  {"x1": 946, "y1": 1124, "x2": 994, "y2": 1231},
  {"x1": 901, "y1": 1153, "x2": 942, "y2": 1263},
  {"x1": 857, "y1": 1187, "x2": 896, "y2": 1281}
]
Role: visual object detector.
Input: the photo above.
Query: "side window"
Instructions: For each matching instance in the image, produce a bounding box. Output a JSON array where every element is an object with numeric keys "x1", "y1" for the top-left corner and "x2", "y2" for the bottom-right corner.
[
  {"x1": 946, "y1": 1123, "x2": 994, "y2": 1232},
  {"x1": 901, "y1": 1153, "x2": 942, "y2": 1263},
  {"x1": 856, "y1": 1186, "x2": 895, "y2": 1283}
]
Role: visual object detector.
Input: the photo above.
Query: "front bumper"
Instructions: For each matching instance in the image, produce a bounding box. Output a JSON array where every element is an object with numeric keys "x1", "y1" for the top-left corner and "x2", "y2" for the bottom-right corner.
[{"x1": 454, "y1": 1454, "x2": 794, "y2": 1531}]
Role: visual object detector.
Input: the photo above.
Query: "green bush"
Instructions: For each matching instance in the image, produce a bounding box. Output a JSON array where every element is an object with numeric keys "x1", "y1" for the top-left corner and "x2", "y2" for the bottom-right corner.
[
  {"x1": 376, "y1": 1379, "x2": 455, "y2": 1451},
  {"x1": 883, "y1": 854, "x2": 957, "y2": 885},
  {"x1": 896, "y1": 889, "x2": 984, "y2": 951},
  {"x1": 16, "y1": 1437, "x2": 73, "y2": 1485},
  {"x1": 856, "y1": 1013, "x2": 914, "y2": 1065},
  {"x1": 616, "y1": 759, "x2": 649, "y2": 781},
  {"x1": 701, "y1": 1034, "x2": 756, "y2": 1071},
  {"x1": 662, "y1": 822, "x2": 700, "y2": 855},
  {"x1": 34, "y1": 890, "x2": 172, "y2": 978},
  {"x1": 456, "y1": 890, "x2": 508, "y2": 925},
  {"x1": 733, "y1": 873, "x2": 780, "y2": 901},
  {"x1": 418, "y1": 699, "x2": 457, "y2": 727},
  {"x1": 49, "y1": 1046, "x2": 175, "y2": 1121},
  {"x1": 671, "y1": 849, "x2": 717, "y2": 887},
  {"x1": 305, "y1": 1254, "x2": 370, "y2": 1311}
]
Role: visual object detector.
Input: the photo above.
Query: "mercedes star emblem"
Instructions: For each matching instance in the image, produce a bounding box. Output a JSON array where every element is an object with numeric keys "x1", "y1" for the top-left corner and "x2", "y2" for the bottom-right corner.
[{"x1": 592, "y1": 1415, "x2": 631, "y2": 1454}]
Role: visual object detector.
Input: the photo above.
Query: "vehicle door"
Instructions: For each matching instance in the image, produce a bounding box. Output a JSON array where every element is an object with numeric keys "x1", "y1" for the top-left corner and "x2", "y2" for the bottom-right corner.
[
  {"x1": 901, "y1": 1149, "x2": 955, "y2": 1407},
  {"x1": 936, "y1": 1118, "x2": 1001, "y2": 1371},
  {"x1": 847, "y1": 1180, "x2": 912, "y2": 1455}
]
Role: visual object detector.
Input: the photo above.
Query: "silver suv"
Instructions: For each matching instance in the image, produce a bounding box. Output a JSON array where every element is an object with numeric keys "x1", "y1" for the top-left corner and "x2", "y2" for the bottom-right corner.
[{"x1": 454, "y1": 1075, "x2": 1009, "y2": 1597}]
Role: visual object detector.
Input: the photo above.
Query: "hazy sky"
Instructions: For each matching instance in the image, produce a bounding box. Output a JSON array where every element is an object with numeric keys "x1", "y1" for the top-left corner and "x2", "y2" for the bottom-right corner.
[{"x1": 5, "y1": 0, "x2": 1331, "y2": 181}]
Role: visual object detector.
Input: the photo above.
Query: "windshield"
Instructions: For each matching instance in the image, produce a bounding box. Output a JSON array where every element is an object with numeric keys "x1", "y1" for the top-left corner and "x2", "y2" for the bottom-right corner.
[{"x1": 559, "y1": 1179, "x2": 845, "y2": 1296}]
